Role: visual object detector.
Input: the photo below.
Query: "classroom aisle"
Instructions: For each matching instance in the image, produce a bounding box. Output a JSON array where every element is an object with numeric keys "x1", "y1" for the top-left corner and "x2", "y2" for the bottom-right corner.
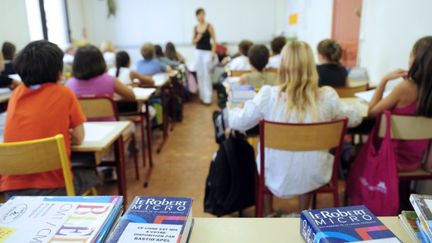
[{"x1": 98, "y1": 96, "x2": 341, "y2": 217}]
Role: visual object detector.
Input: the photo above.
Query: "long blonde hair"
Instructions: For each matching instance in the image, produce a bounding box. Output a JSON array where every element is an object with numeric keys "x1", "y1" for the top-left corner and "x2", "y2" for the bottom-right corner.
[{"x1": 278, "y1": 40, "x2": 319, "y2": 121}]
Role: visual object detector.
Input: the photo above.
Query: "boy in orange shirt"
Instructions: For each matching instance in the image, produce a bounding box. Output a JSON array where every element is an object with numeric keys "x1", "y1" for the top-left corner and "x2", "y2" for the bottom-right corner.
[{"x1": 1, "y1": 40, "x2": 98, "y2": 198}]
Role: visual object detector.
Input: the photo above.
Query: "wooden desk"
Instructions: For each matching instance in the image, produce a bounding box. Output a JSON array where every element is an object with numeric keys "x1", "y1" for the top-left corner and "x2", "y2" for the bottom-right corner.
[
  {"x1": 189, "y1": 217, "x2": 410, "y2": 243},
  {"x1": 132, "y1": 87, "x2": 157, "y2": 187}
]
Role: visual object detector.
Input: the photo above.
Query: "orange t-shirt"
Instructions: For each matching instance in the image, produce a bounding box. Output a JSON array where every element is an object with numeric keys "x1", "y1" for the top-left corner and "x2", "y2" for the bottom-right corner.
[{"x1": 0, "y1": 83, "x2": 86, "y2": 191}]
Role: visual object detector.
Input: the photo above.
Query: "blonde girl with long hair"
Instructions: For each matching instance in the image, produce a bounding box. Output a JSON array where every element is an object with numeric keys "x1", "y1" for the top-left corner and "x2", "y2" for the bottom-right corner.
[{"x1": 229, "y1": 40, "x2": 362, "y2": 215}]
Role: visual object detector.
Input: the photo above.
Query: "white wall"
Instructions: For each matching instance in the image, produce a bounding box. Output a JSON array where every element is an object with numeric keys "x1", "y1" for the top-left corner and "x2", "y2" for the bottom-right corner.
[
  {"x1": 0, "y1": 0, "x2": 30, "y2": 49},
  {"x1": 359, "y1": 0, "x2": 432, "y2": 84},
  {"x1": 66, "y1": 0, "x2": 85, "y2": 42}
]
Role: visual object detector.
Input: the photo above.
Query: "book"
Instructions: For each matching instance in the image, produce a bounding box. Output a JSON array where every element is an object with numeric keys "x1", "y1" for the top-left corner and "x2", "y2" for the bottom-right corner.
[
  {"x1": 0, "y1": 196, "x2": 122, "y2": 243},
  {"x1": 107, "y1": 196, "x2": 193, "y2": 243},
  {"x1": 399, "y1": 211, "x2": 422, "y2": 243},
  {"x1": 348, "y1": 67, "x2": 369, "y2": 84},
  {"x1": 417, "y1": 218, "x2": 431, "y2": 243},
  {"x1": 229, "y1": 84, "x2": 256, "y2": 103},
  {"x1": 133, "y1": 87, "x2": 157, "y2": 100},
  {"x1": 300, "y1": 205, "x2": 400, "y2": 242},
  {"x1": 410, "y1": 194, "x2": 432, "y2": 242}
]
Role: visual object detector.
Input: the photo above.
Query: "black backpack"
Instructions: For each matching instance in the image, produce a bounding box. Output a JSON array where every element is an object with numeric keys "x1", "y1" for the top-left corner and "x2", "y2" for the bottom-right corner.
[
  {"x1": 212, "y1": 109, "x2": 229, "y2": 144},
  {"x1": 204, "y1": 135, "x2": 256, "y2": 217}
]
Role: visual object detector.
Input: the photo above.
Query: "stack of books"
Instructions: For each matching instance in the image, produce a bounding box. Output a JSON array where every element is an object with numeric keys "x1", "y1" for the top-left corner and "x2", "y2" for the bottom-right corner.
[
  {"x1": 300, "y1": 205, "x2": 400, "y2": 242},
  {"x1": 399, "y1": 194, "x2": 432, "y2": 243},
  {"x1": 0, "y1": 196, "x2": 123, "y2": 242}
]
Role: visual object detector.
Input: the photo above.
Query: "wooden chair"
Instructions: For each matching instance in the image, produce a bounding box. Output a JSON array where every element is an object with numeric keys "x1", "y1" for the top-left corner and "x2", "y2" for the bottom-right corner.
[
  {"x1": 378, "y1": 114, "x2": 432, "y2": 181},
  {"x1": 78, "y1": 97, "x2": 140, "y2": 180},
  {"x1": 230, "y1": 70, "x2": 251, "y2": 77},
  {"x1": 264, "y1": 68, "x2": 278, "y2": 74},
  {"x1": 0, "y1": 134, "x2": 96, "y2": 196},
  {"x1": 257, "y1": 119, "x2": 348, "y2": 217},
  {"x1": 334, "y1": 84, "x2": 368, "y2": 98}
]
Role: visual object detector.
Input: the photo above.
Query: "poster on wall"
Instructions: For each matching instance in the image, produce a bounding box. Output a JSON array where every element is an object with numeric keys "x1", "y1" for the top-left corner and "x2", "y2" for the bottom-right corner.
[{"x1": 285, "y1": 0, "x2": 306, "y2": 38}]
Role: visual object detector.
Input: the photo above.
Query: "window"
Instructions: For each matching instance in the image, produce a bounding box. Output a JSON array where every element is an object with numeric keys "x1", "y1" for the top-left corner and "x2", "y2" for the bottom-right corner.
[{"x1": 25, "y1": 0, "x2": 71, "y2": 49}]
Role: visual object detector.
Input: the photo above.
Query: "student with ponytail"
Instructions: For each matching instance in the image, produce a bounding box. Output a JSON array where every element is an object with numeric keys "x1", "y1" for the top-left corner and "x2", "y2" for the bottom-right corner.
[
  {"x1": 108, "y1": 51, "x2": 154, "y2": 86},
  {"x1": 317, "y1": 39, "x2": 347, "y2": 87},
  {"x1": 229, "y1": 40, "x2": 362, "y2": 216}
]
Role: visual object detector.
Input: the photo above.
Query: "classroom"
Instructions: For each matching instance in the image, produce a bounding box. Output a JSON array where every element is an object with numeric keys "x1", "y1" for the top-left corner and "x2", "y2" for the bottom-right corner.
[{"x1": 0, "y1": 0, "x2": 431, "y2": 242}]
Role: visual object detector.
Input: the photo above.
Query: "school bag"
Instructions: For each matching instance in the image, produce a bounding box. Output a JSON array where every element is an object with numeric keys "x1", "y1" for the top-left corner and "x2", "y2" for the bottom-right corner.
[
  {"x1": 204, "y1": 134, "x2": 256, "y2": 217},
  {"x1": 347, "y1": 111, "x2": 399, "y2": 216}
]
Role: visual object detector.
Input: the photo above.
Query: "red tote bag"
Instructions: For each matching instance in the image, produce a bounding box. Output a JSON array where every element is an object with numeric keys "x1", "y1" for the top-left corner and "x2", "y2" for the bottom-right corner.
[{"x1": 347, "y1": 111, "x2": 399, "y2": 216}]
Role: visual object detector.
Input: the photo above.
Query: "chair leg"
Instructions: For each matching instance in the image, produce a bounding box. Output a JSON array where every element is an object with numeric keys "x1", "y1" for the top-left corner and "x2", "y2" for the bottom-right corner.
[{"x1": 139, "y1": 116, "x2": 147, "y2": 168}]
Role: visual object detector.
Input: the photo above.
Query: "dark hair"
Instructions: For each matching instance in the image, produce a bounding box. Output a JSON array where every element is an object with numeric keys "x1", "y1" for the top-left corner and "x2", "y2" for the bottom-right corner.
[
  {"x1": 72, "y1": 45, "x2": 107, "y2": 80},
  {"x1": 2, "y1": 41, "x2": 16, "y2": 60},
  {"x1": 196, "y1": 8, "x2": 205, "y2": 16},
  {"x1": 165, "y1": 42, "x2": 179, "y2": 61},
  {"x1": 270, "y1": 36, "x2": 286, "y2": 55},
  {"x1": 408, "y1": 36, "x2": 432, "y2": 117},
  {"x1": 248, "y1": 44, "x2": 270, "y2": 72},
  {"x1": 317, "y1": 39, "x2": 343, "y2": 64},
  {"x1": 239, "y1": 40, "x2": 254, "y2": 56},
  {"x1": 14, "y1": 40, "x2": 63, "y2": 87},
  {"x1": 115, "y1": 51, "x2": 130, "y2": 77},
  {"x1": 141, "y1": 43, "x2": 155, "y2": 60},
  {"x1": 154, "y1": 45, "x2": 164, "y2": 58}
]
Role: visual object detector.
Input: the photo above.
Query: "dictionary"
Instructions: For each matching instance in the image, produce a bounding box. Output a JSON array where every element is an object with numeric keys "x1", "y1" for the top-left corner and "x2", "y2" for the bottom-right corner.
[
  {"x1": 300, "y1": 205, "x2": 400, "y2": 242},
  {"x1": 0, "y1": 196, "x2": 123, "y2": 243},
  {"x1": 410, "y1": 194, "x2": 432, "y2": 242},
  {"x1": 106, "y1": 196, "x2": 193, "y2": 243}
]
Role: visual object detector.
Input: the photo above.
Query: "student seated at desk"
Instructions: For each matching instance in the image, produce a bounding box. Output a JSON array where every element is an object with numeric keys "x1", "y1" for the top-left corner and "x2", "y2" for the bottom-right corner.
[
  {"x1": 155, "y1": 44, "x2": 180, "y2": 68},
  {"x1": 67, "y1": 45, "x2": 135, "y2": 102},
  {"x1": 267, "y1": 36, "x2": 286, "y2": 69},
  {"x1": 316, "y1": 39, "x2": 347, "y2": 87},
  {"x1": 229, "y1": 40, "x2": 362, "y2": 215},
  {"x1": 108, "y1": 51, "x2": 154, "y2": 86},
  {"x1": 0, "y1": 41, "x2": 20, "y2": 88},
  {"x1": 224, "y1": 40, "x2": 253, "y2": 71},
  {"x1": 0, "y1": 40, "x2": 99, "y2": 198},
  {"x1": 239, "y1": 44, "x2": 277, "y2": 88},
  {"x1": 368, "y1": 36, "x2": 432, "y2": 172},
  {"x1": 165, "y1": 42, "x2": 186, "y2": 64},
  {"x1": 137, "y1": 43, "x2": 172, "y2": 75}
]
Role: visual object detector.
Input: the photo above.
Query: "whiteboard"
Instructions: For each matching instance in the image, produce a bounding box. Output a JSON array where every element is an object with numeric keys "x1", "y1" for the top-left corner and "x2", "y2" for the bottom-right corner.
[{"x1": 86, "y1": 0, "x2": 280, "y2": 46}]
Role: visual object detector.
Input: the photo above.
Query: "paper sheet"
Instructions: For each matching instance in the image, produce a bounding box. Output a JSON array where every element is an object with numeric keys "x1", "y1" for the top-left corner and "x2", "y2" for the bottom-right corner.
[
  {"x1": 133, "y1": 88, "x2": 156, "y2": 100},
  {"x1": 355, "y1": 89, "x2": 391, "y2": 103},
  {"x1": 83, "y1": 123, "x2": 116, "y2": 142},
  {"x1": 152, "y1": 73, "x2": 169, "y2": 86}
]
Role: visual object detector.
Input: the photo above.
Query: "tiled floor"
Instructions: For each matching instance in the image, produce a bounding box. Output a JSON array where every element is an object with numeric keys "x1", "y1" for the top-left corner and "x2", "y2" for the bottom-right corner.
[{"x1": 98, "y1": 96, "x2": 342, "y2": 217}]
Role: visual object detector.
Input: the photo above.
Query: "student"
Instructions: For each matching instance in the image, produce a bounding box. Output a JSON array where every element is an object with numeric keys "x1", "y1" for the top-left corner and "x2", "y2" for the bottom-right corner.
[
  {"x1": 239, "y1": 44, "x2": 277, "y2": 89},
  {"x1": 368, "y1": 36, "x2": 432, "y2": 171},
  {"x1": 100, "y1": 41, "x2": 116, "y2": 68},
  {"x1": 0, "y1": 40, "x2": 96, "y2": 198},
  {"x1": 267, "y1": 36, "x2": 286, "y2": 69},
  {"x1": 0, "y1": 41, "x2": 19, "y2": 88},
  {"x1": 154, "y1": 44, "x2": 180, "y2": 68},
  {"x1": 108, "y1": 51, "x2": 154, "y2": 86},
  {"x1": 137, "y1": 43, "x2": 172, "y2": 75},
  {"x1": 225, "y1": 40, "x2": 253, "y2": 71},
  {"x1": 67, "y1": 45, "x2": 135, "y2": 101},
  {"x1": 316, "y1": 39, "x2": 347, "y2": 87},
  {"x1": 165, "y1": 42, "x2": 185, "y2": 64},
  {"x1": 229, "y1": 40, "x2": 362, "y2": 215}
]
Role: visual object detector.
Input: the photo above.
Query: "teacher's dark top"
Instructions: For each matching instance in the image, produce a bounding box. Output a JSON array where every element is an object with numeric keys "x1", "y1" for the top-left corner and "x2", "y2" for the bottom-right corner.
[
  {"x1": 317, "y1": 64, "x2": 348, "y2": 87},
  {"x1": 195, "y1": 25, "x2": 212, "y2": 51}
]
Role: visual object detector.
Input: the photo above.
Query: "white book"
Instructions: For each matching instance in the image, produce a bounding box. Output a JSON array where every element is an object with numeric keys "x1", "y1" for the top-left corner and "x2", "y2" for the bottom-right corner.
[{"x1": 133, "y1": 87, "x2": 156, "y2": 101}]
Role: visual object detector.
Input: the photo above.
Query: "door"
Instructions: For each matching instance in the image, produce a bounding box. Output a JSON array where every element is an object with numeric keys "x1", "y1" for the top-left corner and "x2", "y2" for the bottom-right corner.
[{"x1": 332, "y1": 0, "x2": 363, "y2": 67}]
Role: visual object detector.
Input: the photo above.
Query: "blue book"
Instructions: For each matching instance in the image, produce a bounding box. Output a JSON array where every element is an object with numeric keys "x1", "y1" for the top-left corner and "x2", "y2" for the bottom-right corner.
[
  {"x1": 300, "y1": 205, "x2": 400, "y2": 242},
  {"x1": 411, "y1": 194, "x2": 432, "y2": 242},
  {"x1": 107, "y1": 196, "x2": 193, "y2": 243},
  {"x1": 417, "y1": 219, "x2": 431, "y2": 243}
]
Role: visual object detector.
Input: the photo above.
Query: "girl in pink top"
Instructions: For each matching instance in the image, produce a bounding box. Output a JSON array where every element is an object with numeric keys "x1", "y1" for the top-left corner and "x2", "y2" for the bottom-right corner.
[
  {"x1": 66, "y1": 45, "x2": 135, "y2": 101},
  {"x1": 369, "y1": 36, "x2": 432, "y2": 171}
]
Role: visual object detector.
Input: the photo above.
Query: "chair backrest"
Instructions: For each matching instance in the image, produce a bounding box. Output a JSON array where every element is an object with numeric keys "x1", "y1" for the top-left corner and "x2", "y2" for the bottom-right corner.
[
  {"x1": 0, "y1": 134, "x2": 75, "y2": 195},
  {"x1": 78, "y1": 96, "x2": 119, "y2": 121},
  {"x1": 378, "y1": 114, "x2": 432, "y2": 140},
  {"x1": 335, "y1": 84, "x2": 368, "y2": 98},
  {"x1": 230, "y1": 70, "x2": 251, "y2": 77},
  {"x1": 264, "y1": 68, "x2": 278, "y2": 74}
]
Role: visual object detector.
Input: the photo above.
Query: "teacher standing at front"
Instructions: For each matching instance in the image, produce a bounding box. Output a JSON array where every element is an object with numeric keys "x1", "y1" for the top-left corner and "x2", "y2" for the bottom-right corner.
[{"x1": 193, "y1": 8, "x2": 217, "y2": 105}]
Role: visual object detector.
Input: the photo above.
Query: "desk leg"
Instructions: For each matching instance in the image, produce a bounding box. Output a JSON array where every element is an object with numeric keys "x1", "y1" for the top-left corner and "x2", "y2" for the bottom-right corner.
[
  {"x1": 157, "y1": 86, "x2": 170, "y2": 153},
  {"x1": 114, "y1": 137, "x2": 127, "y2": 208},
  {"x1": 144, "y1": 101, "x2": 153, "y2": 188}
]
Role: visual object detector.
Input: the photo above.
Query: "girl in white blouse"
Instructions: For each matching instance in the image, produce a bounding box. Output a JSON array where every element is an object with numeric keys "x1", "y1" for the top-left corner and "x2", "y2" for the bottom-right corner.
[
  {"x1": 108, "y1": 51, "x2": 154, "y2": 86},
  {"x1": 229, "y1": 40, "x2": 362, "y2": 215}
]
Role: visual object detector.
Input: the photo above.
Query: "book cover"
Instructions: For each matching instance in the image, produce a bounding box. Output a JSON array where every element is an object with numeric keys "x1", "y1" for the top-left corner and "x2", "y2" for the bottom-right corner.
[
  {"x1": 399, "y1": 211, "x2": 421, "y2": 243},
  {"x1": 107, "y1": 196, "x2": 193, "y2": 243},
  {"x1": 410, "y1": 194, "x2": 432, "y2": 241},
  {"x1": 0, "y1": 196, "x2": 122, "y2": 243},
  {"x1": 417, "y1": 219, "x2": 431, "y2": 243},
  {"x1": 300, "y1": 205, "x2": 400, "y2": 242}
]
